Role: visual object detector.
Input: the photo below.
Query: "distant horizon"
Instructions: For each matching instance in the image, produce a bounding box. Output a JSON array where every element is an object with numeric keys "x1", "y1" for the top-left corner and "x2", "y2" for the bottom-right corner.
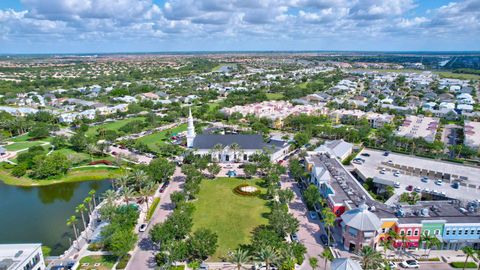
[{"x1": 2, "y1": 50, "x2": 480, "y2": 57}]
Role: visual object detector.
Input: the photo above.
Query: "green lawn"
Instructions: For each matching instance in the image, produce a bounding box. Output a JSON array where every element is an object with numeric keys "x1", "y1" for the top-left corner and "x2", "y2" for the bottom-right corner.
[
  {"x1": 86, "y1": 117, "x2": 145, "y2": 136},
  {"x1": 192, "y1": 177, "x2": 269, "y2": 261},
  {"x1": 79, "y1": 255, "x2": 117, "y2": 270},
  {"x1": 10, "y1": 134, "x2": 32, "y2": 142},
  {"x1": 136, "y1": 123, "x2": 187, "y2": 151},
  {"x1": 5, "y1": 141, "x2": 47, "y2": 151},
  {"x1": 0, "y1": 166, "x2": 122, "y2": 187},
  {"x1": 266, "y1": 93, "x2": 284, "y2": 100}
]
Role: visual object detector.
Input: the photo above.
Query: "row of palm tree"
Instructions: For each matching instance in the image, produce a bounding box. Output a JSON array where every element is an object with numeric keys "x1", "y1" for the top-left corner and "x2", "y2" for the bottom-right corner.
[
  {"x1": 210, "y1": 143, "x2": 244, "y2": 162},
  {"x1": 66, "y1": 189, "x2": 98, "y2": 250}
]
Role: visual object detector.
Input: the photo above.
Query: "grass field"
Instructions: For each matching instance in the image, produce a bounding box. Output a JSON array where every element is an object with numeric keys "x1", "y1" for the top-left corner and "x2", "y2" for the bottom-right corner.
[
  {"x1": 0, "y1": 166, "x2": 122, "y2": 187},
  {"x1": 86, "y1": 117, "x2": 145, "y2": 136},
  {"x1": 266, "y1": 93, "x2": 285, "y2": 100},
  {"x1": 5, "y1": 141, "x2": 47, "y2": 151},
  {"x1": 192, "y1": 177, "x2": 269, "y2": 260},
  {"x1": 79, "y1": 255, "x2": 117, "y2": 270},
  {"x1": 136, "y1": 123, "x2": 187, "y2": 152}
]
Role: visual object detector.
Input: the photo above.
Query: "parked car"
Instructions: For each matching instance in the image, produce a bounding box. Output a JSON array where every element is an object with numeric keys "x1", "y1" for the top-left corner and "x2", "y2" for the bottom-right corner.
[
  {"x1": 199, "y1": 262, "x2": 209, "y2": 270},
  {"x1": 406, "y1": 185, "x2": 413, "y2": 191},
  {"x1": 309, "y1": 211, "x2": 318, "y2": 220},
  {"x1": 400, "y1": 259, "x2": 419, "y2": 268},
  {"x1": 361, "y1": 153, "x2": 370, "y2": 157},
  {"x1": 290, "y1": 233, "x2": 299, "y2": 242},
  {"x1": 388, "y1": 261, "x2": 396, "y2": 269},
  {"x1": 393, "y1": 171, "x2": 401, "y2": 177},
  {"x1": 380, "y1": 168, "x2": 386, "y2": 174},
  {"x1": 139, "y1": 223, "x2": 147, "y2": 232},
  {"x1": 414, "y1": 186, "x2": 422, "y2": 192},
  {"x1": 435, "y1": 179, "x2": 443, "y2": 186},
  {"x1": 160, "y1": 181, "x2": 170, "y2": 193},
  {"x1": 421, "y1": 177, "x2": 429, "y2": 183},
  {"x1": 384, "y1": 151, "x2": 390, "y2": 156},
  {"x1": 394, "y1": 182, "x2": 401, "y2": 188},
  {"x1": 452, "y1": 182, "x2": 460, "y2": 189},
  {"x1": 320, "y1": 234, "x2": 329, "y2": 245}
]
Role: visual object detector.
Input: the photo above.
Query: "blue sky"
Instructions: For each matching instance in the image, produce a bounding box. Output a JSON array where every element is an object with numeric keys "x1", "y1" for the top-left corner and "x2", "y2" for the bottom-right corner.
[{"x1": 0, "y1": 0, "x2": 478, "y2": 53}]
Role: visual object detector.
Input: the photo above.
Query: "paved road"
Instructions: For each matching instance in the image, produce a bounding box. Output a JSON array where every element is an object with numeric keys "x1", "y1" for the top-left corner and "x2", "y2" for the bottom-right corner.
[
  {"x1": 126, "y1": 167, "x2": 184, "y2": 270},
  {"x1": 281, "y1": 177, "x2": 328, "y2": 270}
]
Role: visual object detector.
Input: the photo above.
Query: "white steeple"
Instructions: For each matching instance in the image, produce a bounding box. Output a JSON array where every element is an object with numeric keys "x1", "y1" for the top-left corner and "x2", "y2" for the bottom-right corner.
[{"x1": 186, "y1": 108, "x2": 196, "y2": 148}]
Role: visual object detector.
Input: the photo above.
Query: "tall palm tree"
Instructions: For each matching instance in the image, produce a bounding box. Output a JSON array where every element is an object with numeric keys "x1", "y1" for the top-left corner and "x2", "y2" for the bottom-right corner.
[
  {"x1": 229, "y1": 143, "x2": 240, "y2": 162},
  {"x1": 121, "y1": 186, "x2": 135, "y2": 205},
  {"x1": 322, "y1": 207, "x2": 336, "y2": 246},
  {"x1": 213, "y1": 143, "x2": 224, "y2": 162},
  {"x1": 399, "y1": 234, "x2": 410, "y2": 259},
  {"x1": 132, "y1": 169, "x2": 149, "y2": 189},
  {"x1": 75, "y1": 204, "x2": 87, "y2": 231},
  {"x1": 66, "y1": 215, "x2": 79, "y2": 247},
  {"x1": 102, "y1": 189, "x2": 118, "y2": 205},
  {"x1": 139, "y1": 183, "x2": 155, "y2": 217},
  {"x1": 116, "y1": 174, "x2": 130, "y2": 190},
  {"x1": 461, "y1": 246, "x2": 475, "y2": 270},
  {"x1": 84, "y1": 197, "x2": 93, "y2": 214},
  {"x1": 88, "y1": 189, "x2": 97, "y2": 208},
  {"x1": 228, "y1": 248, "x2": 251, "y2": 270},
  {"x1": 359, "y1": 246, "x2": 383, "y2": 270},
  {"x1": 387, "y1": 230, "x2": 399, "y2": 258},
  {"x1": 319, "y1": 248, "x2": 333, "y2": 270},
  {"x1": 475, "y1": 250, "x2": 480, "y2": 270},
  {"x1": 427, "y1": 237, "x2": 442, "y2": 258},
  {"x1": 256, "y1": 246, "x2": 279, "y2": 270}
]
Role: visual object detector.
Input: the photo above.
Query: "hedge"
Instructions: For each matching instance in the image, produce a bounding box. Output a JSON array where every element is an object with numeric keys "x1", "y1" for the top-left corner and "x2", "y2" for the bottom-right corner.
[
  {"x1": 146, "y1": 197, "x2": 160, "y2": 221},
  {"x1": 116, "y1": 254, "x2": 131, "y2": 269},
  {"x1": 89, "y1": 159, "x2": 112, "y2": 165},
  {"x1": 450, "y1": 262, "x2": 477, "y2": 268}
]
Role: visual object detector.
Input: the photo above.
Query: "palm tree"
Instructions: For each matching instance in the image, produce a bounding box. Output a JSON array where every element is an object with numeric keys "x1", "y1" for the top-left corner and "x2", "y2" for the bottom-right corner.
[
  {"x1": 319, "y1": 248, "x2": 333, "y2": 270},
  {"x1": 86, "y1": 143, "x2": 98, "y2": 161},
  {"x1": 475, "y1": 250, "x2": 480, "y2": 270},
  {"x1": 131, "y1": 169, "x2": 149, "y2": 189},
  {"x1": 102, "y1": 189, "x2": 117, "y2": 205},
  {"x1": 322, "y1": 207, "x2": 336, "y2": 246},
  {"x1": 359, "y1": 246, "x2": 383, "y2": 270},
  {"x1": 256, "y1": 246, "x2": 279, "y2": 270},
  {"x1": 116, "y1": 174, "x2": 130, "y2": 190},
  {"x1": 427, "y1": 237, "x2": 442, "y2": 258},
  {"x1": 75, "y1": 204, "x2": 87, "y2": 231},
  {"x1": 66, "y1": 215, "x2": 79, "y2": 248},
  {"x1": 229, "y1": 143, "x2": 240, "y2": 162},
  {"x1": 88, "y1": 189, "x2": 97, "y2": 208},
  {"x1": 213, "y1": 143, "x2": 224, "y2": 162},
  {"x1": 309, "y1": 256, "x2": 318, "y2": 270},
  {"x1": 84, "y1": 197, "x2": 93, "y2": 214},
  {"x1": 121, "y1": 186, "x2": 135, "y2": 205},
  {"x1": 461, "y1": 246, "x2": 475, "y2": 270},
  {"x1": 139, "y1": 183, "x2": 155, "y2": 217},
  {"x1": 387, "y1": 230, "x2": 399, "y2": 258},
  {"x1": 399, "y1": 234, "x2": 410, "y2": 259},
  {"x1": 228, "y1": 248, "x2": 251, "y2": 270}
]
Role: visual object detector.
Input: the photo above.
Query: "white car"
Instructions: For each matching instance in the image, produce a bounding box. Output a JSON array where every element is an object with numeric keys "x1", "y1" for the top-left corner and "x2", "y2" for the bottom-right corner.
[
  {"x1": 400, "y1": 259, "x2": 419, "y2": 268},
  {"x1": 414, "y1": 186, "x2": 422, "y2": 192},
  {"x1": 138, "y1": 223, "x2": 147, "y2": 232},
  {"x1": 393, "y1": 171, "x2": 401, "y2": 177},
  {"x1": 388, "y1": 261, "x2": 396, "y2": 269},
  {"x1": 394, "y1": 182, "x2": 401, "y2": 188},
  {"x1": 435, "y1": 179, "x2": 443, "y2": 186},
  {"x1": 380, "y1": 168, "x2": 386, "y2": 174}
]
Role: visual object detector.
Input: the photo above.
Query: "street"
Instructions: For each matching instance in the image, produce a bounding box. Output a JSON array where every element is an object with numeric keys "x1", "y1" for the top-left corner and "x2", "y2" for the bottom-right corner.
[
  {"x1": 126, "y1": 167, "x2": 185, "y2": 270},
  {"x1": 281, "y1": 177, "x2": 328, "y2": 270}
]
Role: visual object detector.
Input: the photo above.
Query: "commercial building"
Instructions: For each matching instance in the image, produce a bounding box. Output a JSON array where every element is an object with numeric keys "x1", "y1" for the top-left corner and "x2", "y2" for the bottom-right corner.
[
  {"x1": 464, "y1": 121, "x2": 480, "y2": 149},
  {"x1": 0, "y1": 243, "x2": 45, "y2": 270},
  {"x1": 396, "y1": 115, "x2": 439, "y2": 143},
  {"x1": 304, "y1": 147, "x2": 480, "y2": 252}
]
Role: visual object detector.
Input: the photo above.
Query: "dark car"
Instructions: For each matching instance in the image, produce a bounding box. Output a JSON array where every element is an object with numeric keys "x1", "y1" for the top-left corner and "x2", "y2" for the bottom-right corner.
[
  {"x1": 406, "y1": 185, "x2": 413, "y2": 191},
  {"x1": 383, "y1": 151, "x2": 390, "y2": 156},
  {"x1": 452, "y1": 182, "x2": 460, "y2": 189},
  {"x1": 361, "y1": 153, "x2": 370, "y2": 157},
  {"x1": 290, "y1": 233, "x2": 299, "y2": 242},
  {"x1": 160, "y1": 181, "x2": 170, "y2": 193},
  {"x1": 320, "y1": 234, "x2": 329, "y2": 245}
]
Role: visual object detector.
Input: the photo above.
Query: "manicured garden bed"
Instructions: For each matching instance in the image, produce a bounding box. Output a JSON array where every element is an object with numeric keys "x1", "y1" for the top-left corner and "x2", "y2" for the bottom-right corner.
[
  {"x1": 450, "y1": 262, "x2": 478, "y2": 268},
  {"x1": 191, "y1": 177, "x2": 269, "y2": 260},
  {"x1": 79, "y1": 255, "x2": 117, "y2": 270}
]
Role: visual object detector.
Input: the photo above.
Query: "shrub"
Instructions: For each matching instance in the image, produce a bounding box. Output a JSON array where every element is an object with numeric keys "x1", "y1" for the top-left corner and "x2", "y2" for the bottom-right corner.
[
  {"x1": 146, "y1": 197, "x2": 160, "y2": 221},
  {"x1": 89, "y1": 159, "x2": 113, "y2": 165},
  {"x1": 3, "y1": 163, "x2": 15, "y2": 169},
  {"x1": 87, "y1": 242, "x2": 103, "y2": 251},
  {"x1": 450, "y1": 262, "x2": 477, "y2": 268},
  {"x1": 11, "y1": 164, "x2": 27, "y2": 177},
  {"x1": 233, "y1": 183, "x2": 261, "y2": 196},
  {"x1": 116, "y1": 254, "x2": 131, "y2": 269}
]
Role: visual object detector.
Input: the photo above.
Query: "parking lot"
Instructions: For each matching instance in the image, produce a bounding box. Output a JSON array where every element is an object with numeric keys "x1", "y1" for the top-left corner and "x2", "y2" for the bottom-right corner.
[{"x1": 352, "y1": 148, "x2": 480, "y2": 202}]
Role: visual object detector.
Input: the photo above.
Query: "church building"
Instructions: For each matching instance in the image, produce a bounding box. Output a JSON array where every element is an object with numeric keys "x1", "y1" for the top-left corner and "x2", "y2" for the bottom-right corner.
[{"x1": 186, "y1": 109, "x2": 290, "y2": 162}]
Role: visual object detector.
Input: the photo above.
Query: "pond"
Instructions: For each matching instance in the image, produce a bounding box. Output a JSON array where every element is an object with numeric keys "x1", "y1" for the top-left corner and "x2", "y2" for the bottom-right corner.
[{"x1": 0, "y1": 180, "x2": 112, "y2": 255}]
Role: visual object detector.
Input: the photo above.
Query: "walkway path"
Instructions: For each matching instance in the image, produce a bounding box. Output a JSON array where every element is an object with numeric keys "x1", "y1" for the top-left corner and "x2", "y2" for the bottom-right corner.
[
  {"x1": 281, "y1": 176, "x2": 328, "y2": 270},
  {"x1": 126, "y1": 167, "x2": 185, "y2": 270}
]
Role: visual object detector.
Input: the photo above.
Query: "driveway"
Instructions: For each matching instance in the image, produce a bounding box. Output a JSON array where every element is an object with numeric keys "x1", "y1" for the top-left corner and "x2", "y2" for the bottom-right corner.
[
  {"x1": 281, "y1": 177, "x2": 328, "y2": 270},
  {"x1": 126, "y1": 167, "x2": 184, "y2": 270}
]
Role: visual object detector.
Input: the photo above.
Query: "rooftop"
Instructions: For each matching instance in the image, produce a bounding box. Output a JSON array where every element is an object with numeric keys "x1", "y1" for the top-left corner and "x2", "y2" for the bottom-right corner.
[{"x1": 0, "y1": 243, "x2": 41, "y2": 270}]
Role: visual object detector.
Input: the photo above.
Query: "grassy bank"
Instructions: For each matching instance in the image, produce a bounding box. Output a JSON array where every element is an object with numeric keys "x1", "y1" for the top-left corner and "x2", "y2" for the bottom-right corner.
[
  {"x1": 0, "y1": 166, "x2": 122, "y2": 187},
  {"x1": 136, "y1": 123, "x2": 187, "y2": 151}
]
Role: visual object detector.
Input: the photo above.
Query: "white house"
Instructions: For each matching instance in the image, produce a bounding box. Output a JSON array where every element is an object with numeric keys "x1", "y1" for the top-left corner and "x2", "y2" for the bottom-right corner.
[{"x1": 314, "y1": 139, "x2": 354, "y2": 161}]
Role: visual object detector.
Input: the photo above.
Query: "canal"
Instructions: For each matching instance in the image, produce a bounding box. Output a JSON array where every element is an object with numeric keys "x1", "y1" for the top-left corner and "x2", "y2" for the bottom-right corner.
[{"x1": 0, "y1": 180, "x2": 112, "y2": 255}]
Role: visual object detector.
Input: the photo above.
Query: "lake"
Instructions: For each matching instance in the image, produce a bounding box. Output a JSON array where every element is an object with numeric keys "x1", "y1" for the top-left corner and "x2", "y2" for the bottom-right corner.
[{"x1": 0, "y1": 180, "x2": 112, "y2": 255}]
